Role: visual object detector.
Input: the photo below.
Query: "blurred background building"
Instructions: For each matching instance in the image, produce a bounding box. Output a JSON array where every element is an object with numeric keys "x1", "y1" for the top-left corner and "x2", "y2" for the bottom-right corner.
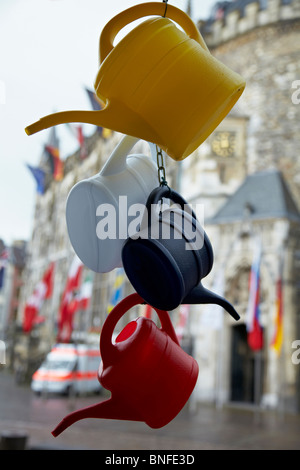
[{"x1": 1, "y1": 0, "x2": 299, "y2": 413}]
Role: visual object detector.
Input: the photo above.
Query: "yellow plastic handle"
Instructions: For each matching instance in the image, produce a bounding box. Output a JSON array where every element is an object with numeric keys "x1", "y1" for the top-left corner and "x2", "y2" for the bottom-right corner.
[{"x1": 99, "y1": 2, "x2": 208, "y2": 64}]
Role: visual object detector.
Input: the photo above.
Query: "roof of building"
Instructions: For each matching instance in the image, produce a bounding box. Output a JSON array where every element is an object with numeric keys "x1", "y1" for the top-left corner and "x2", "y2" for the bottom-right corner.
[
  {"x1": 206, "y1": 0, "x2": 279, "y2": 22},
  {"x1": 209, "y1": 168, "x2": 300, "y2": 224},
  {"x1": 201, "y1": 0, "x2": 294, "y2": 35}
]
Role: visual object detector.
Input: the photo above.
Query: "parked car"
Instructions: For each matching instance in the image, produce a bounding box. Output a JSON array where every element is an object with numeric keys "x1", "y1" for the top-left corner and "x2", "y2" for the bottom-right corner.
[{"x1": 31, "y1": 343, "x2": 101, "y2": 396}]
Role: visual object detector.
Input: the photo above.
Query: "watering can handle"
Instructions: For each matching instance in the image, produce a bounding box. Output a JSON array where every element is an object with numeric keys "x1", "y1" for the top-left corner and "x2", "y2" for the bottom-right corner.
[
  {"x1": 146, "y1": 186, "x2": 189, "y2": 212},
  {"x1": 100, "y1": 293, "x2": 179, "y2": 365},
  {"x1": 100, "y1": 135, "x2": 139, "y2": 176},
  {"x1": 99, "y1": 2, "x2": 209, "y2": 64},
  {"x1": 145, "y1": 185, "x2": 198, "y2": 226},
  {"x1": 101, "y1": 135, "x2": 157, "y2": 176}
]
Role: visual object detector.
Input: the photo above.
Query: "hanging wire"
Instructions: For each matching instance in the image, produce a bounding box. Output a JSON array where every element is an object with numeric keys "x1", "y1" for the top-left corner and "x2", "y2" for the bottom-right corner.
[
  {"x1": 162, "y1": 0, "x2": 168, "y2": 17},
  {"x1": 153, "y1": 0, "x2": 170, "y2": 206},
  {"x1": 158, "y1": 0, "x2": 168, "y2": 186}
]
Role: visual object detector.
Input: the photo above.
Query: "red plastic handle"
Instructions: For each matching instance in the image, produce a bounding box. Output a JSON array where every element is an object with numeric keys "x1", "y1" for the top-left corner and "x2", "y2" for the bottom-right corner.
[{"x1": 100, "y1": 293, "x2": 179, "y2": 365}]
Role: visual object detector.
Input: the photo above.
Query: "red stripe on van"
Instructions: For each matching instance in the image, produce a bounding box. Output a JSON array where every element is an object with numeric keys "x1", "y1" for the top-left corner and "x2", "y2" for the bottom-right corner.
[
  {"x1": 32, "y1": 370, "x2": 98, "y2": 382},
  {"x1": 51, "y1": 347, "x2": 99, "y2": 357}
]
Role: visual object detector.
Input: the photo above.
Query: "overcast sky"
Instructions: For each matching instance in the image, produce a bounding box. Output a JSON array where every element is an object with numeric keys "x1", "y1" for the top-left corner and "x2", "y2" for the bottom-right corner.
[{"x1": 0, "y1": 0, "x2": 217, "y2": 246}]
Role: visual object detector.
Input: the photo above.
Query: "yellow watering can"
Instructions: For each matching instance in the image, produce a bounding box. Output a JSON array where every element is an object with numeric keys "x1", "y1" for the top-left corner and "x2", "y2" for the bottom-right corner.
[{"x1": 25, "y1": 2, "x2": 245, "y2": 161}]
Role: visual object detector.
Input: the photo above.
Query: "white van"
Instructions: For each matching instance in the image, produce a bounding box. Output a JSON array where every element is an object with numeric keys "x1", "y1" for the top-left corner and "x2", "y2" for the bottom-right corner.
[{"x1": 31, "y1": 343, "x2": 101, "y2": 396}]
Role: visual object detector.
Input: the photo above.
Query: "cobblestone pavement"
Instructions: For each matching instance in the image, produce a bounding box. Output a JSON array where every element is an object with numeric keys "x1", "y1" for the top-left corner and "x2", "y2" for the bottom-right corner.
[{"x1": 1, "y1": 370, "x2": 300, "y2": 450}]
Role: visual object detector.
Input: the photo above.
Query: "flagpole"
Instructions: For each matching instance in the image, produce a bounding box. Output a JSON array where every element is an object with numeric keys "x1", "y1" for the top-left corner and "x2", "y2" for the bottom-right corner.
[
  {"x1": 83, "y1": 272, "x2": 95, "y2": 343},
  {"x1": 276, "y1": 247, "x2": 286, "y2": 419},
  {"x1": 216, "y1": 310, "x2": 225, "y2": 409},
  {"x1": 50, "y1": 265, "x2": 63, "y2": 346},
  {"x1": 86, "y1": 280, "x2": 94, "y2": 341},
  {"x1": 254, "y1": 350, "x2": 262, "y2": 423}
]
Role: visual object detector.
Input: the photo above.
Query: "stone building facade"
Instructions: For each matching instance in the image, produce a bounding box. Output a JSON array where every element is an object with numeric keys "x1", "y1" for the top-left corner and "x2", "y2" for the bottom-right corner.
[
  {"x1": 200, "y1": 0, "x2": 300, "y2": 201},
  {"x1": 0, "y1": 240, "x2": 26, "y2": 369},
  {"x1": 15, "y1": 132, "x2": 179, "y2": 376},
  {"x1": 187, "y1": 0, "x2": 300, "y2": 411},
  {"x1": 16, "y1": 0, "x2": 300, "y2": 411}
]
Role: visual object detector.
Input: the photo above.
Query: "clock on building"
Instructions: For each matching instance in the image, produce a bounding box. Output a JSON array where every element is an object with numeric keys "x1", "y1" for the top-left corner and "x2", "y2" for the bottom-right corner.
[{"x1": 211, "y1": 131, "x2": 236, "y2": 157}]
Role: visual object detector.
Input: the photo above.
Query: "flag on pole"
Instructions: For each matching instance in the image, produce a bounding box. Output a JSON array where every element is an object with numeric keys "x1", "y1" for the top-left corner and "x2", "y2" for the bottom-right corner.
[
  {"x1": 23, "y1": 262, "x2": 55, "y2": 333},
  {"x1": 85, "y1": 87, "x2": 102, "y2": 111},
  {"x1": 271, "y1": 254, "x2": 284, "y2": 355},
  {"x1": 246, "y1": 240, "x2": 263, "y2": 351},
  {"x1": 77, "y1": 272, "x2": 93, "y2": 310},
  {"x1": 57, "y1": 270, "x2": 93, "y2": 341},
  {"x1": 76, "y1": 125, "x2": 87, "y2": 159},
  {"x1": 44, "y1": 127, "x2": 63, "y2": 181},
  {"x1": 65, "y1": 123, "x2": 87, "y2": 160},
  {"x1": 107, "y1": 268, "x2": 125, "y2": 314},
  {"x1": 0, "y1": 248, "x2": 9, "y2": 290},
  {"x1": 69, "y1": 271, "x2": 93, "y2": 313},
  {"x1": 26, "y1": 164, "x2": 46, "y2": 194},
  {"x1": 85, "y1": 87, "x2": 113, "y2": 138},
  {"x1": 45, "y1": 144, "x2": 63, "y2": 181},
  {"x1": 57, "y1": 256, "x2": 83, "y2": 342}
]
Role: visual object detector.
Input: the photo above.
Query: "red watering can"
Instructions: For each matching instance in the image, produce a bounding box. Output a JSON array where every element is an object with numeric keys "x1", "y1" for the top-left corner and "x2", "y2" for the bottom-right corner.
[{"x1": 52, "y1": 293, "x2": 198, "y2": 436}]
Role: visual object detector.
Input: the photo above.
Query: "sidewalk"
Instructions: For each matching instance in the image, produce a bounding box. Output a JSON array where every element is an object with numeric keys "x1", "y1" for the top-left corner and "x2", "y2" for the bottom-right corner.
[
  {"x1": 2, "y1": 400, "x2": 300, "y2": 450},
  {"x1": 1, "y1": 371, "x2": 300, "y2": 450}
]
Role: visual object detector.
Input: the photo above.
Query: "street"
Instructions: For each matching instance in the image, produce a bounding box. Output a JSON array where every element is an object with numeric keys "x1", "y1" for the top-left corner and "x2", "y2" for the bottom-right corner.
[{"x1": 0, "y1": 369, "x2": 300, "y2": 450}]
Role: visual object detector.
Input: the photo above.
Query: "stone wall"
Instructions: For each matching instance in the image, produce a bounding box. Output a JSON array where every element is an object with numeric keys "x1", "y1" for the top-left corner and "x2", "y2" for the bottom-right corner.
[
  {"x1": 201, "y1": 0, "x2": 300, "y2": 207},
  {"x1": 201, "y1": 0, "x2": 300, "y2": 48}
]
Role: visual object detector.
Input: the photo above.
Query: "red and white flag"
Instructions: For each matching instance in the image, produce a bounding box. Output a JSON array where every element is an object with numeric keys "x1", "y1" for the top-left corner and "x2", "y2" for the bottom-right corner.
[
  {"x1": 0, "y1": 248, "x2": 9, "y2": 290},
  {"x1": 77, "y1": 272, "x2": 93, "y2": 310},
  {"x1": 23, "y1": 262, "x2": 55, "y2": 332},
  {"x1": 246, "y1": 240, "x2": 263, "y2": 351},
  {"x1": 65, "y1": 123, "x2": 87, "y2": 159},
  {"x1": 57, "y1": 256, "x2": 83, "y2": 342}
]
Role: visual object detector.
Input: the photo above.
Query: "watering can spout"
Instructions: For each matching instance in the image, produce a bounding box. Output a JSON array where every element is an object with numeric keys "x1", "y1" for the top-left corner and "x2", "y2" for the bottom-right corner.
[
  {"x1": 183, "y1": 283, "x2": 240, "y2": 321},
  {"x1": 52, "y1": 396, "x2": 142, "y2": 437},
  {"x1": 25, "y1": 101, "x2": 161, "y2": 146},
  {"x1": 25, "y1": 110, "x2": 105, "y2": 136}
]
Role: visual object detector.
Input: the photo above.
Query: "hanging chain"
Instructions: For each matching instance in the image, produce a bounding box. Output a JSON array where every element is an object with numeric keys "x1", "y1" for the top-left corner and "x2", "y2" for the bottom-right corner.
[
  {"x1": 156, "y1": 0, "x2": 168, "y2": 186},
  {"x1": 156, "y1": 145, "x2": 168, "y2": 187}
]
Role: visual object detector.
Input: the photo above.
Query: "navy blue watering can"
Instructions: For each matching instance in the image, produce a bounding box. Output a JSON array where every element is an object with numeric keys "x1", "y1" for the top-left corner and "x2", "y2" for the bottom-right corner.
[{"x1": 122, "y1": 186, "x2": 239, "y2": 320}]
